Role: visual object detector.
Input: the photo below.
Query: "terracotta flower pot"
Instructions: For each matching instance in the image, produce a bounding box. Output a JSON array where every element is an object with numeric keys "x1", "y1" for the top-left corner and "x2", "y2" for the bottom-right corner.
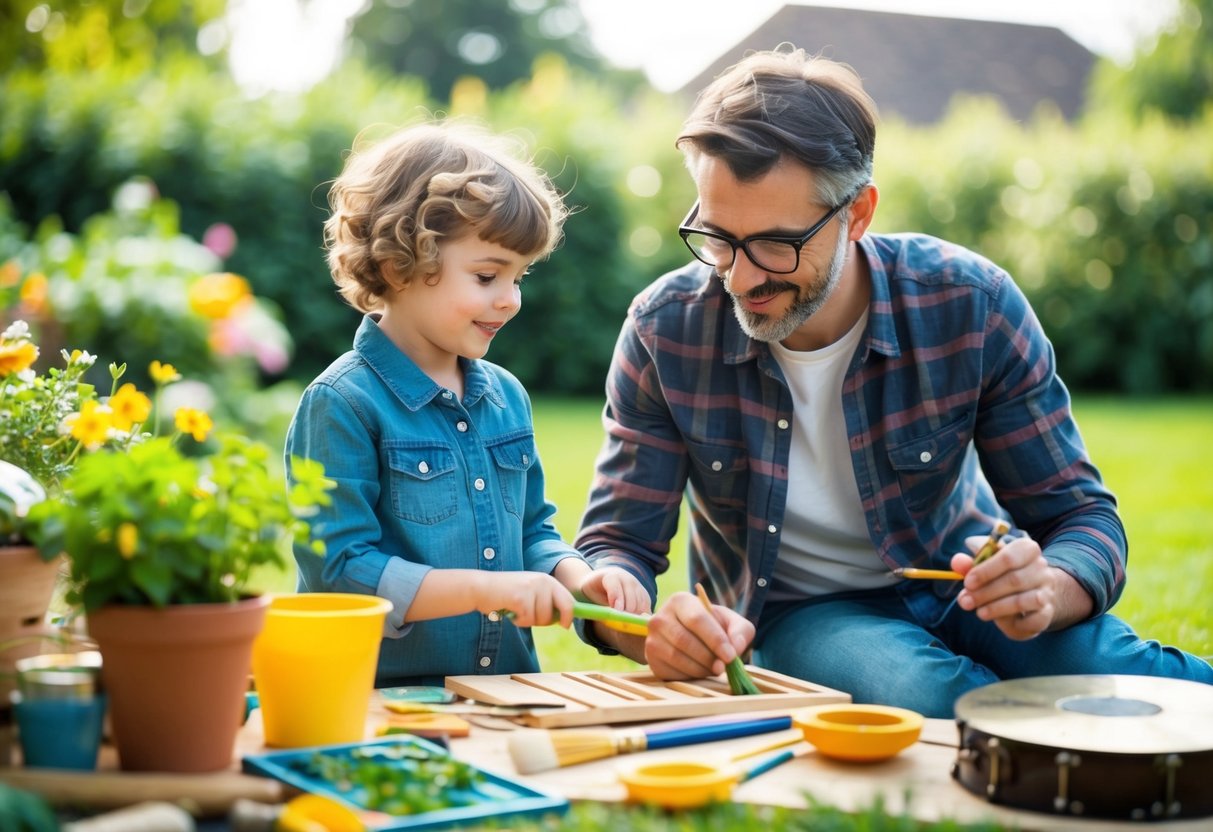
[
  {"x1": 86, "y1": 595, "x2": 270, "y2": 772},
  {"x1": 0, "y1": 546, "x2": 65, "y2": 706}
]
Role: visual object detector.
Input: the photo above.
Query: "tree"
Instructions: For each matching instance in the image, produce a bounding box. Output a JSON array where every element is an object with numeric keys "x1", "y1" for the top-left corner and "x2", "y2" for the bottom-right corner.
[
  {"x1": 343, "y1": 0, "x2": 605, "y2": 101},
  {"x1": 0, "y1": 0, "x2": 228, "y2": 74},
  {"x1": 1089, "y1": 0, "x2": 1213, "y2": 121}
]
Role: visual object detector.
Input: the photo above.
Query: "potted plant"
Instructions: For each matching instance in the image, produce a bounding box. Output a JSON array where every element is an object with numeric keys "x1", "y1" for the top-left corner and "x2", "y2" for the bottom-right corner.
[
  {"x1": 0, "y1": 320, "x2": 100, "y2": 705},
  {"x1": 1, "y1": 320, "x2": 170, "y2": 678},
  {"x1": 0, "y1": 461, "x2": 59, "y2": 713},
  {"x1": 29, "y1": 394, "x2": 334, "y2": 772}
]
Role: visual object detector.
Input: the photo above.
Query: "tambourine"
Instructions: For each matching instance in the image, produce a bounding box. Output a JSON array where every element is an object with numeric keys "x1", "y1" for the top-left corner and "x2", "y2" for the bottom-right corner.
[{"x1": 952, "y1": 675, "x2": 1213, "y2": 821}]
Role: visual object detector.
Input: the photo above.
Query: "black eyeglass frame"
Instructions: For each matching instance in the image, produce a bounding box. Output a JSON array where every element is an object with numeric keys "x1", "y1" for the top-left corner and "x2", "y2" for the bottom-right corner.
[{"x1": 677, "y1": 199, "x2": 848, "y2": 275}]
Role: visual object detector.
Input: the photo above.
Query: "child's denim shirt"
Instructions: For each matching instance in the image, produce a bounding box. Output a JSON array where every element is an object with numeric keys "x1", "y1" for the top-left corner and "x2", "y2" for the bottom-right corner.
[{"x1": 285, "y1": 315, "x2": 582, "y2": 686}]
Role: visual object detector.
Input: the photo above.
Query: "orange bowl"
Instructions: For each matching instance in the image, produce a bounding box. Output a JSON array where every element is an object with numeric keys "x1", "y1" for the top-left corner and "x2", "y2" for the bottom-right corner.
[
  {"x1": 792, "y1": 704, "x2": 923, "y2": 762},
  {"x1": 618, "y1": 760, "x2": 740, "y2": 809}
]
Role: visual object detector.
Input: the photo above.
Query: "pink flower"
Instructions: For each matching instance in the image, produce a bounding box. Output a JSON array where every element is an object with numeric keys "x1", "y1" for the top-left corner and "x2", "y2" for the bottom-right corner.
[{"x1": 202, "y1": 223, "x2": 238, "y2": 260}]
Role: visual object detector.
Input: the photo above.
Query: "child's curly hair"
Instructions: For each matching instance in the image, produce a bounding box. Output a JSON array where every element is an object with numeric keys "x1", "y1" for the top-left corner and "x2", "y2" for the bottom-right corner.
[{"x1": 324, "y1": 121, "x2": 568, "y2": 313}]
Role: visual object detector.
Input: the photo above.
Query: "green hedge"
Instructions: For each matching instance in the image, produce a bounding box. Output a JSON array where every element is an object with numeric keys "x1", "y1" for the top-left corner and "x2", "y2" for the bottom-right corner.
[
  {"x1": 3, "y1": 65, "x2": 1211, "y2": 394},
  {"x1": 875, "y1": 99, "x2": 1213, "y2": 393}
]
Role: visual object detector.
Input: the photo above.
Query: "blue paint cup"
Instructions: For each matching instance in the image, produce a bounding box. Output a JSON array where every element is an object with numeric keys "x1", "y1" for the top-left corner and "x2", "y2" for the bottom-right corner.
[
  {"x1": 13, "y1": 691, "x2": 107, "y2": 770},
  {"x1": 12, "y1": 651, "x2": 106, "y2": 770}
]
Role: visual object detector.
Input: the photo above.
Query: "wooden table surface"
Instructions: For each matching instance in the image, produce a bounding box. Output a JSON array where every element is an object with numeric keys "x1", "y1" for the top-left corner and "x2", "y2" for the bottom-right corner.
[
  {"x1": 383, "y1": 698, "x2": 1210, "y2": 832},
  {"x1": 5, "y1": 694, "x2": 1211, "y2": 832}
]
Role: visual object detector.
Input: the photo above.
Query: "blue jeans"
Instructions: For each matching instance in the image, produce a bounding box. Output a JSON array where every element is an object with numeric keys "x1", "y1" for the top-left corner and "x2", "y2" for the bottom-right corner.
[{"x1": 752, "y1": 584, "x2": 1213, "y2": 718}]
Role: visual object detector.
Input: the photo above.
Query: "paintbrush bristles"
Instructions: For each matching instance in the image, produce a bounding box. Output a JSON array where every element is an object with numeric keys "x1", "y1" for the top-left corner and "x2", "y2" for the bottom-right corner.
[
  {"x1": 694, "y1": 582, "x2": 762, "y2": 696},
  {"x1": 508, "y1": 716, "x2": 793, "y2": 773},
  {"x1": 973, "y1": 519, "x2": 1012, "y2": 565},
  {"x1": 507, "y1": 727, "x2": 648, "y2": 774}
]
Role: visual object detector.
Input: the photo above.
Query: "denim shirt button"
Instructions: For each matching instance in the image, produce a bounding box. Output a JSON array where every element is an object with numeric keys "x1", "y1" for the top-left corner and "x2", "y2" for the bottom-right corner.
[
  {"x1": 756, "y1": 577, "x2": 768, "y2": 587},
  {"x1": 442, "y1": 390, "x2": 453, "y2": 399},
  {"x1": 483, "y1": 547, "x2": 496, "y2": 560},
  {"x1": 522, "y1": 454, "x2": 529, "y2": 465},
  {"x1": 417, "y1": 460, "x2": 429, "y2": 474},
  {"x1": 457, "y1": 421, "x2": 469, "y2": 432},
  {"x1": 474, "y1": 478, "x2": 486, "y2": 491},
  {"x1": 711, "y1": 460, "x2": 723, "y2": 471},
  {"x1": 479, "y1": 656, "x2": 492, "y2": 668},
  {"x1": 919, "y1": 451, "x2": 933, "y2": 463},
  {"x1": 777, "y1": 419, "x2": 789, "y2": 429},
  {"x1": 487, "y1": 610, "x2": 501, "y2": 622},
  {"x1": 767, "y1": 524, "x2": 778, "y2": 534}
]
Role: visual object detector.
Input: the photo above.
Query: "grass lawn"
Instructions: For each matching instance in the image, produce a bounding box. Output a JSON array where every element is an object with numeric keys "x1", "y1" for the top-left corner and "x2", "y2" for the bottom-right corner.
[{"x1": 530, "y1": 394, "x2": 1213, "y2": 668}]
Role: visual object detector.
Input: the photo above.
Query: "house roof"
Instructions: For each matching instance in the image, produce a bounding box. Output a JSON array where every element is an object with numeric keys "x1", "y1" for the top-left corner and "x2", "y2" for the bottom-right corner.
[{"x1": 678, "y1": 5, "x2": 1096, "y2": 124}]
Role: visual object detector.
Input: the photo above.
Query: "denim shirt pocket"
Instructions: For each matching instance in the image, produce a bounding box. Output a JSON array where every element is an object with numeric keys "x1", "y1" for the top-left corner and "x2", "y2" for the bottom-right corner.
[
  {"x1": 385, "y1": 441, "x2": 458, "y2": 524},
  {"x1": 886, "y1": 415, "x2": 971, "y2": 516},
  {"x1": 487, "y1": 433, "x2": 536, "y2": 517}
]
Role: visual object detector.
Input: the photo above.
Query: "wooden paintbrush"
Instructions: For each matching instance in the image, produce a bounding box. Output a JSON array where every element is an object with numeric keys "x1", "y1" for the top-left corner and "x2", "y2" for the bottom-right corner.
[
  {"x1": 892, "y1": 520, "x2": 1012, "y2": 581},
  {"x1": 507, "y1": 714, "x2": 793, "y2": 774},
  {"x1": 973, "y1": 519, "x2": 1012, "y2": 565},
  {"x1": 891, "y1": 567, "x2": 964, "y2": 580}
]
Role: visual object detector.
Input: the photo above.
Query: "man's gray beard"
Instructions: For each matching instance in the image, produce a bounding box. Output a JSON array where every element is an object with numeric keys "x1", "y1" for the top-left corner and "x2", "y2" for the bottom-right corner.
[{"x1": 731, "y1": 222, "x2": 849, "y2": 344}]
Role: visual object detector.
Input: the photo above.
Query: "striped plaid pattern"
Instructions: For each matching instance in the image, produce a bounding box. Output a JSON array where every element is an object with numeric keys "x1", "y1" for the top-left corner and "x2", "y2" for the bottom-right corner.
[{"x1": 576, "y1": 233, "x2": 1125, "y2": 625}]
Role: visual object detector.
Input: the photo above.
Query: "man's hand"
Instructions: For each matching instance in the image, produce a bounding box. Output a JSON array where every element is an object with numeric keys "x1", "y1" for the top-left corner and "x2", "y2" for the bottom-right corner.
[
  {"x1": 952, "y1": 534, "x2": 1093, "y2": 639},
  {"x1": 643, "y1": 591, "x2": 755, "y2": 679}
]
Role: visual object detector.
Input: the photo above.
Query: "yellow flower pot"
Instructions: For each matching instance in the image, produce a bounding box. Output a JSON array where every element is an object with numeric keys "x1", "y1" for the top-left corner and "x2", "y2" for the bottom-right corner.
[{"x1": 252, "y1": 593, "x2": 392, "y2": 748}]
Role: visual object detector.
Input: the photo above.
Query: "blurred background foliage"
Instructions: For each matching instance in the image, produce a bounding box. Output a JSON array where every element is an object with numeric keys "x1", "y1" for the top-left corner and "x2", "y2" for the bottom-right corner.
[{"x1": 1, "y1": 0, "x2": 1211, "y2": 414}]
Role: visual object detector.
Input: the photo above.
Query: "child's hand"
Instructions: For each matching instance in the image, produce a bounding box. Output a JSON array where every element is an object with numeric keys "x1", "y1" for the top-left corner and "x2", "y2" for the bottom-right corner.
[
  {"x1": 477, "y1": 572, "x2": 576, "y2": 628},
  {"x1": 577, "y1": 567, "x2": 651, "y2": 616}
]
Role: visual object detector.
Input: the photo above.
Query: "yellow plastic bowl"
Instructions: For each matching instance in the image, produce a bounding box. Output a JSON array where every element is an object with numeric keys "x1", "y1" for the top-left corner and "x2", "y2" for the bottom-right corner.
[
  {"x1": 793, "y1": 704, "x2": 923, "y2": 762},
  {"x1": 618, "y1": 760, "x2": 740, "y2": 809}
]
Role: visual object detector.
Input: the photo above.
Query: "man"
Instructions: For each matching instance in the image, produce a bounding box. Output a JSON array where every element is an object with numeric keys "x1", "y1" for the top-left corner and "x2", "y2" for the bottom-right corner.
[{"x1": 575, "y1": 47, "x2": 1212, "y2": 717}]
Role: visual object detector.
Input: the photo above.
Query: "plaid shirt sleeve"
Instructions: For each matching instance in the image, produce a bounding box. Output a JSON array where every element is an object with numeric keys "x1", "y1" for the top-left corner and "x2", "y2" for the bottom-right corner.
[
  {"x1": 575, "y1": 295, "x2": 691, "y2": 606},
  {"x1": 971, "y1": 262, "x2": 1127, "y2": 611}
]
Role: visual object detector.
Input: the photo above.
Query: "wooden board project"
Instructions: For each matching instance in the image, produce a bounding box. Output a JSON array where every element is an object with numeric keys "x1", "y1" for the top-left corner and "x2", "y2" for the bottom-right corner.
[{"x1": 444, "y1": 667, "x2": 849, "y2": 728}]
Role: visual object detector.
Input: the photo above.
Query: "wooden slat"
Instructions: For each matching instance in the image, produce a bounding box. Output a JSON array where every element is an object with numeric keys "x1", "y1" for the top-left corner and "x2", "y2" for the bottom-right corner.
[
  {"x1": 665, "y1": 681, "x2": 729, "y2": 698},
  {"x1": 444, "y1": 667, "x2": 851, "y2": 728},
  {"x1": 510, "y1": 672, "x2": 638, "y2": 708},
  {"x1": 444, "y1": 675, "x2": 573, "y2": 708},
  {"x1": 583, "y1": 673, "x2": 682, "y2": 701},
  {"x1": 690, "y1": 677, "x2": 735, "y2": 696},
  {"x1": 745, "y1": 667, "x2": 824, "y2": 693}
]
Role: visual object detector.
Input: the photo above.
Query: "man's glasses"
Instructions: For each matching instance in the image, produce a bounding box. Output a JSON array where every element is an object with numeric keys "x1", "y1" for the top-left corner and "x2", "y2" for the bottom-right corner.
[{"x1": 678, "y1": 199, "x2": 847, "y2": 275}]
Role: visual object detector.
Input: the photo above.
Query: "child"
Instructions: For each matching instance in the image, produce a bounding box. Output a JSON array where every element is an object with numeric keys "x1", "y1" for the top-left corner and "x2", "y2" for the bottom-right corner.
[{"x1": 286, "y1": 121, "x2": 650, "y2": 687}]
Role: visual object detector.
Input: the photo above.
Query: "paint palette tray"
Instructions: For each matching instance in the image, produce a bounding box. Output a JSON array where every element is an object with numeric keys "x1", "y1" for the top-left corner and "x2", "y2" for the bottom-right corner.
[{"x1": 243, "y1": 735, "x2": 567, "y2": 830}]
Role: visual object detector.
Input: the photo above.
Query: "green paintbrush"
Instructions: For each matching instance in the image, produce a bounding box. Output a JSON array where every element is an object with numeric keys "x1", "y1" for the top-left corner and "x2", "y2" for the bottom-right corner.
[
  {"x1": 500, "y1": 601, "x2": 651, "y2": 636},
  {"x1": 571, "y1": 601, "x2": 651, "y2": 635}
]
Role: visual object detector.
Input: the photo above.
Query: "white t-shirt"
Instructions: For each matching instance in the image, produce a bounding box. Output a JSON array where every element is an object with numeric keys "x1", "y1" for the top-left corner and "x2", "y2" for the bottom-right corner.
[{"x1": 768, "y1": 310, "x2": 888, "y2": 597}]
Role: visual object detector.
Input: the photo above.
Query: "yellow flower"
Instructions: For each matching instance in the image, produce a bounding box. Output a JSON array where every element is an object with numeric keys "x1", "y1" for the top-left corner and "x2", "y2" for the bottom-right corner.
[
  {"x1": 149, "y1": 360, "x2": 181, "y2": 385},
  {"x1": 19, "y1": 272, "x2": 49, "y2": 314},
  {"x1": 188, "y1": 272, "x2": 252, "y2": 320},
  {"x1": 108, "y1": 383, "x2": 153, "y2": 431},
  {"x1": 174, "y1": 407, "x2": 213, "y2": 442},
  {"x1": 0, "y1": 340, "x2": 38, "y2": 375},
  {"x1": 66, "y1": 400, "x2": 112, "y2": 450},
  {"x1": 117, "y1": 522, "x2": 138, "y2": 559}
]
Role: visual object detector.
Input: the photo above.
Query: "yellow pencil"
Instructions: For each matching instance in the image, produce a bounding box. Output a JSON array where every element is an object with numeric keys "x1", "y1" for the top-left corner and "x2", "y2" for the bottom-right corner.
[{"x1": 892, "y1": 567, "x2": 964, "y2": 580}]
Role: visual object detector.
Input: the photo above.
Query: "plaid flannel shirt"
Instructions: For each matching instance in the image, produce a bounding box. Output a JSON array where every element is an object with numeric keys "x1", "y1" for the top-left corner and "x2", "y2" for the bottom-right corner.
[{"x1": 576, "y1": 233, "x2": 1125, "y2": 626}]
